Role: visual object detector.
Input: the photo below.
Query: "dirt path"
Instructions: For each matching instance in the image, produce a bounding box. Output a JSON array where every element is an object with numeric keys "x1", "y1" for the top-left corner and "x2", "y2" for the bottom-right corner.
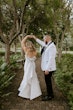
[{"x1": 2, "y1": 57, "x2": 69, "y2": 110}]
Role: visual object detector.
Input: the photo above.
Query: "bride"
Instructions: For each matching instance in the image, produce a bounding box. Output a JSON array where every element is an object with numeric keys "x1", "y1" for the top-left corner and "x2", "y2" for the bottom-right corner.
[{"x1": 18, "y1": 35, "x2": 42, "y2": 100}]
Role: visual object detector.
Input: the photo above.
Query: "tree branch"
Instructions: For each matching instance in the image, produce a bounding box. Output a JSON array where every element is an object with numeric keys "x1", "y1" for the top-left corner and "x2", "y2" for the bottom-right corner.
[
  {"x1": 9, "y1": 31, "x2": 21, "y2": 45},
  {"x1": 9, "y1": 0, "x2": 31, "y2": 45},
  {"x1": 0, "y1": 28, "x2": 7, "y2": 44},
  {"x1": 20, "y1": 0, "x2": 31, "y2": 28}
]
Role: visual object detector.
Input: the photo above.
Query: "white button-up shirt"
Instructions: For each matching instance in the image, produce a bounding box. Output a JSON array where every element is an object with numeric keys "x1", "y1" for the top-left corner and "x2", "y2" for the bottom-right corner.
[{"x1": 36, "y1": 38, "x2": 57, "y2": 71}]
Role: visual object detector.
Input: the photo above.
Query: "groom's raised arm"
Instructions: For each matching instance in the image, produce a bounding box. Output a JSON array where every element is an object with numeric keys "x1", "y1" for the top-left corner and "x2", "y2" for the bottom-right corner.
[{"x1": 32, "y1": 36, "x2": 45, "y2": 47}]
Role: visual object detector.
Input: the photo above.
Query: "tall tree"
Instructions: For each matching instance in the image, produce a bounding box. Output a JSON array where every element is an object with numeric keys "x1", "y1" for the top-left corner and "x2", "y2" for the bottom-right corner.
[
  {"x1": 0, "y1": 0, "x2": 32, "y2": 63},
  {"x1": 0, "y1": 0, "x2": 72, "y2": 63}
]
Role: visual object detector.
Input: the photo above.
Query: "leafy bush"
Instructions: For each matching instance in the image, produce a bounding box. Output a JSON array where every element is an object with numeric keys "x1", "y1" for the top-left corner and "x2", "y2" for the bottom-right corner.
[
  {"x1": 10, "y1": 53, "x2": 21, "y2": 61},
  {"x1": 0, "y1": 62, "x2": 15, "y2": 98},
  {"x1": 0, "y1": 51, "x2": 5, "y2": 56},
  {"x1": 0, "y1": 54, "x2": 22, "y2": 98},
  {"x1": 0, "y1": 54, "x2": 22, "y2": 109},
  {"x1": 54, "y1": 54, "x2": 73, "y2": 110}
]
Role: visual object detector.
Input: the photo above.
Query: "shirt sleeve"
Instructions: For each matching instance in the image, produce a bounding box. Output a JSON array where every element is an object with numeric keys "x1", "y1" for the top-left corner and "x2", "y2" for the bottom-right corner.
[
  {"x1": 36, "y1": 38, "x2": 45, "y2": 47},
  {"x1": 46, "y1": 46, "x2": 56, "y2": 71}
]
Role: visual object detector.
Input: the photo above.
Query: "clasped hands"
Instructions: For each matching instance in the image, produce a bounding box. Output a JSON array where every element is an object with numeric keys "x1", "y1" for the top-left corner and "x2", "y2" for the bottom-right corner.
[{"x1": 26, "y1": 35, "x2": 36, "y2": 40}]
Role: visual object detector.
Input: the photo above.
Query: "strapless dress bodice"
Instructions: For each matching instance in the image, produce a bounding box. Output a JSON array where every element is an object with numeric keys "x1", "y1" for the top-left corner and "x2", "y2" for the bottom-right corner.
[{"x1": 25, "y1": 55, "x2": 36, "y2": 62}]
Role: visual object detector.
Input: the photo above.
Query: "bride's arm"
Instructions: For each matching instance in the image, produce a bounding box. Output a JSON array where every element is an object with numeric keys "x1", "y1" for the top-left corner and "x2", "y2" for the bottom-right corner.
[{"x1": 21, "y1": 35, "x2": 29, "y2": 52}]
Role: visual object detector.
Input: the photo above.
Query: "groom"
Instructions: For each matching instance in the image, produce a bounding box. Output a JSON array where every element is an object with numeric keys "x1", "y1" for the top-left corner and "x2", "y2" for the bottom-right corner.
[{"x1": 32, "y1": 34, "x2": 57, "y2": 101}]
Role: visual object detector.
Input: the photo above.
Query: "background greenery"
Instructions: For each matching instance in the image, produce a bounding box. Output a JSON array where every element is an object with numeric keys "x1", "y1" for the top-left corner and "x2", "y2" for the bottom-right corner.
[
  {"x1": 54, "y1": 54, "x2": 73, "y2": 110},
  {"x1": 0, "y1": 0, "x2": 73, "y2": 110},
  {"x1": 0, "y1": 54, "x2": 21, "y2": 109},
  {"x1": 0, "y1": 53, "x2": 73, "y2": 110}
]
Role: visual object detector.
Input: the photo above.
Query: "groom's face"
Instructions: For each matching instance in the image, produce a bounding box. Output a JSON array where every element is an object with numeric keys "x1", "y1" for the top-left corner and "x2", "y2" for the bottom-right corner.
[
  {"x1": 43, "y1": 36, "x2": 47, "y2": 44},
  {"x1": 43, "y1": 35, "x2": 50, "y2": 44}
]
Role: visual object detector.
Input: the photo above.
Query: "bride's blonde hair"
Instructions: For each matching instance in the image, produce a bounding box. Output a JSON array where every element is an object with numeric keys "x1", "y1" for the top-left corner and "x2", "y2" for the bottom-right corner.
[{"x1": 25, "y1": 40, "x2": 36, "y2": 52}]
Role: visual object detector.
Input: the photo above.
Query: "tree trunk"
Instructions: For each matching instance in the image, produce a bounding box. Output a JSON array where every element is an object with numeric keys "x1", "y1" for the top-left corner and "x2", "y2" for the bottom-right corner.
[
  {"x1": 58, "y1": 48, "x2": 62, "y2": 63},
  {"x1": 21, "y1": 49, "x2": 24, "y2": 59},
  {"x1": 56, "y1": 35, "x2": 59, "y2": 51},
  {"x1": 53, "y1": 28, "x2": 59, "y2": 53},
  {"x1": 14, "y1": 42, "x2": 17, "y2": 54},
  {"x1": 5, "y1": 43, "x2": 10, "y2": 64},
  {"x1": 58, "y1": 29, "x2": 66, "y2": 63}
]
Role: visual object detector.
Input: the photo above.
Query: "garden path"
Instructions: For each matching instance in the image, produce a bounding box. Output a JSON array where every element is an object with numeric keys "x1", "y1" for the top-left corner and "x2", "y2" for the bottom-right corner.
[{"x1": 2, "y1": 57, "x2": 69, "y2": 110}]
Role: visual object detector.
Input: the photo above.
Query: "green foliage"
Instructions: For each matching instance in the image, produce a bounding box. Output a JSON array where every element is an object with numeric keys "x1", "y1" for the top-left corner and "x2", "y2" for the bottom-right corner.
[
  {"x1": 0, "y1": 61, "x2": 15, "y2": 99},
  {"x1": 0, "y1": 51, "x2": 5, "y2": 56},
  {"x1": 0, "y1": 54, "x2": 22, "y2": 99},
  {"x1": 54, "y1": 54, "x2": 73, "y2": 110},
  {"x1": 70, "y1": 46, "x2": 73, "y2": 51},
  {"x1": 10, "y1": 54, "x2": 21, "y2": 62}
]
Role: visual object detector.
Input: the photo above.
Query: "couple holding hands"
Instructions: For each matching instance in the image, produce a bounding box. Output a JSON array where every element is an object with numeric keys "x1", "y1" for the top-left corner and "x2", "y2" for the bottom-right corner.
[{"x1": 18, "y1": 34, "x2": 57, "y2": 101}]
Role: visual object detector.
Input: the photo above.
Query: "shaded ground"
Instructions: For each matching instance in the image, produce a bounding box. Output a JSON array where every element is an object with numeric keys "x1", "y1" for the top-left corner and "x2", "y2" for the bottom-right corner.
[{"x1": 2, "y1": 57, "x2": 70, "y2": 110}]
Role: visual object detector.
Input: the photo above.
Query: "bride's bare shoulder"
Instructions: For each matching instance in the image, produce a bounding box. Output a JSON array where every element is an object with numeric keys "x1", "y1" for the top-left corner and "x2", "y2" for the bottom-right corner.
[
  {"x1": 33, "y1": 50, "x2": 37, "y2": 56},
  {"x1": 26, "y1": 50, "x2": 37, "y2": 57}
]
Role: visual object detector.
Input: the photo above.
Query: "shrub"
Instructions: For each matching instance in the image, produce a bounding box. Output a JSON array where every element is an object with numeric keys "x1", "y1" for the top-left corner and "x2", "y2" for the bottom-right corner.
[
  {"x1": 0, "y1": 54, "x2": 21, "y2": 99},
  {"x1": 54, "y1": 54, "x2": 73, "y2": 110},
  {"x1": 0, "y1": 62, "x2": 15, "y2": 98}
]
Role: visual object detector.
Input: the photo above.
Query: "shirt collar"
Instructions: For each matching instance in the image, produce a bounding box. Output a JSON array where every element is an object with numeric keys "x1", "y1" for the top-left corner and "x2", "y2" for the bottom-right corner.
[{"x1": 47, "y1": 41, "x2": 52, "y2": 45}]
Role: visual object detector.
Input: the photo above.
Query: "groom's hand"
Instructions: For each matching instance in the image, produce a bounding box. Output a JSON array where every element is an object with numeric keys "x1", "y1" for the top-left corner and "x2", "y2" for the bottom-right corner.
[
  {"x1": 32, "y1": 35, "x2": 37, "y2": 40},
  {"x1": 28, "y1": 35, "x2": 36, "y2": 40},
  {"x1": 45, "y1": 70, "x2": 49, "y2": 75}
]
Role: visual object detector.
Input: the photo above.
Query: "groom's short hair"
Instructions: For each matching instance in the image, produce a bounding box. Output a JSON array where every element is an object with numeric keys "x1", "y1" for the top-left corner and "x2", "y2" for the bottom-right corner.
[
  {"x1": 43, "y1": 34, "x2": 51, "y2": 40},
  {"x1": 46, "y1": 34, "x2": 51, "y2": 37},
  {"x1": 44, "y1": 31, "x2": 51, "y2": 37},
  {"x1": 44, "y1": 31, "x2": 51, "y2": 35}
]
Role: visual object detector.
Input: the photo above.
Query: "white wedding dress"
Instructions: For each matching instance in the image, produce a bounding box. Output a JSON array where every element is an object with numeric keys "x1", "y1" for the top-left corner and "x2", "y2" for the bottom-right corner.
[{"x1": 18, "y1": 55, "x2": 42, "y2": 100}]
